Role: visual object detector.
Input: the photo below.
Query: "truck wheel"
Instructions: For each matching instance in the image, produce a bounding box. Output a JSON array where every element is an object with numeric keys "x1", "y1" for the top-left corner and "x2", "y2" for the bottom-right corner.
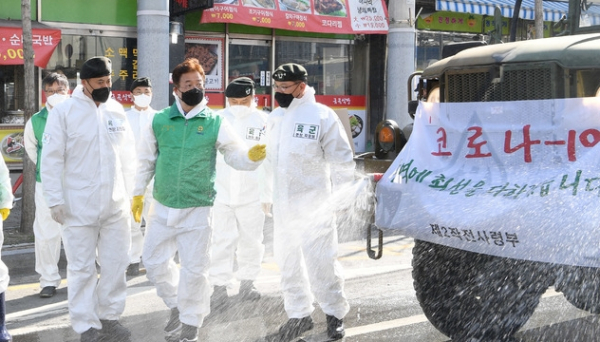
[
  {"x1": 412, "y1": 240, "x2": 551, "y2": 341},
  {"x1": 556, "y1": 266, "x2": 600, "y2": 313}
]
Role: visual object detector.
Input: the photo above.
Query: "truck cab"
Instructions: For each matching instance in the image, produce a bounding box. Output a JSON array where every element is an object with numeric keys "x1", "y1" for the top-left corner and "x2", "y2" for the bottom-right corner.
[{"x1": 372, "y1": 0, "x2": 600, "y2": 340}]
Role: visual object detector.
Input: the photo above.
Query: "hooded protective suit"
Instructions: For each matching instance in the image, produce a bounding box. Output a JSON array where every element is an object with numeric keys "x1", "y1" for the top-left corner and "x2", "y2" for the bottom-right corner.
[
  {"x1": 24, "y1": 106, "x2": 63, "y2": 289},
  {"x1": 134, "y1": 96, "x2": 261, "y2": 329},
  {"x1": 125, "y1": 106, "x2": 157, "y2": 265},
  {"x1": 0, "y1": 158, "x2": 13, "y2": 294},
  {"x1": 209, "y1": 104, "x2": 270, "y2": 286},
  {"x1": 265, "y1": 85, "x2": 354, "y2": 319},
  {"x1": 41, "y1": 85, "x2": 135, "y2": 334}
]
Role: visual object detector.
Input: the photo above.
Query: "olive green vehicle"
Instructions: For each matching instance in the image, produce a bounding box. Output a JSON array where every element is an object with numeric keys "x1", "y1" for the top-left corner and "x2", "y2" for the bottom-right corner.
[{"x1": 368, "y1": 0, "x2": 600, "y2": 341}]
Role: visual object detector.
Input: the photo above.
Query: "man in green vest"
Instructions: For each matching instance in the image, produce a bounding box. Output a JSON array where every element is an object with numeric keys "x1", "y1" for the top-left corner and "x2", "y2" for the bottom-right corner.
[
  {"x1": 131, "y1": 58, "x2": 266, "y2": 342},
  {"x1": 24, "y1": 72, "x2": 70, "y2": 299}
]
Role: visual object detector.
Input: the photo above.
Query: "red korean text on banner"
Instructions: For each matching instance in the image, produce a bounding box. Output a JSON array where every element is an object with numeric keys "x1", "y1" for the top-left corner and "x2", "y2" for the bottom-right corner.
[
  {"x1": 200, "y1": 0, "x2": 388, "y2": 34},
  {"x1": 0, "y1": 27, "x2": 61, "y2": 68}
]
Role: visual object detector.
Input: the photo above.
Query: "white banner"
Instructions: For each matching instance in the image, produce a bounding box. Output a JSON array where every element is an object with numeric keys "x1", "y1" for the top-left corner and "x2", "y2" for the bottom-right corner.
[{"x1": 375, "y1": 97, "x2": 600, "y2": 267}]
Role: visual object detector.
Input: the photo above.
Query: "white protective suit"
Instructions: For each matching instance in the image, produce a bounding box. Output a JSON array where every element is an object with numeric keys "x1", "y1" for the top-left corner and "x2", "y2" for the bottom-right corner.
[
  {"x1": 265, "y1": 85, "x2": 355, "y2": 319},
  {"x1": 209, "y1": 104, "x2": 270, "y2": 286},
  {"x1": 24, "y1": 116, "x2": 63, "y2": 289},
  {"x1": 134, "y1": 97, "x2": 260, "y2": 328},
  {"x1": 0, "y1": 159, "x2": 13, "y2": 294},
  {"x1": 41, "y1": 85, "x2": 136, "y2": 334},
  {"x1": 125, "y1": 106, "x2": 156, "y2": 265}
]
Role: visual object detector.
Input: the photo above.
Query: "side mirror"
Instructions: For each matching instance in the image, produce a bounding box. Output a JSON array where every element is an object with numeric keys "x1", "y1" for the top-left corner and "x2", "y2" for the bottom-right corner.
[{"x1": 408, "y1": 100, "x2": 419, "y2": 119}]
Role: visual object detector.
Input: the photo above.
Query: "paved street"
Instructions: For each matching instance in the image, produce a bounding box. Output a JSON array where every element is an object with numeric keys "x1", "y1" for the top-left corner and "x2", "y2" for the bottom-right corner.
[
  {"x1": 4, "y1": 220, "x2": 600, "y2": 341},
  {"x1": 3, "y1": 177, "x2": 600, "y2": 342}
]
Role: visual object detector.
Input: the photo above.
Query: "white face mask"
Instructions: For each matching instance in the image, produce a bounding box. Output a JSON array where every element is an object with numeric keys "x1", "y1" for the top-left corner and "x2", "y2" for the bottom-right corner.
[
  {"x1": 46, "y1": 94, "x2": 69, "y2": 109},
  {"x1": 228, "y1": 105, "x2": 251, "y2": 117},
  {"x1": 133, "y1": 94, "x2": 152, "y2": 108}
]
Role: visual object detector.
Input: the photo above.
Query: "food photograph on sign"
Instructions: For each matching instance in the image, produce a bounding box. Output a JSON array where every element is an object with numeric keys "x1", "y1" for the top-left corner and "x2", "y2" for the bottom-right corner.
[
  {"x1": 0, "y1": 131, "x2": 25, "y2": 162},
  {"x1": 184, "y1": 38, "x2": 224, "y2": 91},
  {"x1": 314, "y1": 0, "x2": 347, "y2": 16},
  {"x1": 278, "y1": 0, "x2": 311, "y2": 13},
  {"x1": 243, "y1": 0, "x2": 277, "y2": 9}
]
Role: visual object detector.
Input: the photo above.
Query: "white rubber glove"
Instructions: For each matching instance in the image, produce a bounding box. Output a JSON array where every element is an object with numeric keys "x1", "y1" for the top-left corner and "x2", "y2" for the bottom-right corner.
[
  {"x1": 261, "y1": 203, "x2": 272, "y2": 218},
  {"x1": 50, "y1": 204, "x2": 66, "y2": 224}
]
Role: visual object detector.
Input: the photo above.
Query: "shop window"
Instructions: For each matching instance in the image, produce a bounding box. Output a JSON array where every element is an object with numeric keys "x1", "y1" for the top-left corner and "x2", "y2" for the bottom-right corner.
[
  {"x1": 228, "y1": 40, "x2": 271, "y2": 95},
  {"x1": 275, "y1": 40, "x2": 354, "y2": 96},
  {"x1": 44, "y1": 35, "x2": 138, "y2": 104}
]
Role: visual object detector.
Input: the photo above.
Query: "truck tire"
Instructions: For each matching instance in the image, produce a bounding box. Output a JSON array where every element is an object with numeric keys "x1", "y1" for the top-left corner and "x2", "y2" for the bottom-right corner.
[
  {"x1": 555, "y1": 266, "x2": 600, "y2": 313},
  {"x1": 412, "y1": 240, "x2": 551, "y2": 341}
]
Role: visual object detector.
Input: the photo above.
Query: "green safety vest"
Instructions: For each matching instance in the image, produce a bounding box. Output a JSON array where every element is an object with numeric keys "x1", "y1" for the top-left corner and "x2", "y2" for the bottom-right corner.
[
  {"x1": 30, "y1": 107, "x2": 48, "y2": 183},
  {"x1": 152, "y1": 103, "x2": 222, "y2": 209}
]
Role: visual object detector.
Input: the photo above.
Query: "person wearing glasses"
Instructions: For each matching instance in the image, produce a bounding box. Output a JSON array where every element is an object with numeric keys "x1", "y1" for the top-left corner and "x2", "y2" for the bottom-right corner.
[
  {"x1": 41, "y1": 57, "x2": 135, "y2": 342},
  {"x1": 124, "y1": 77, "x2": 157, "y2": 277},
  {"x1": 131, "y1": 58, "x2": 266, "y2": 342},
  {"x1": 24, "y1": 72, "x2": 70, "y2": 299},
  {"x1": 264, "y1": 63, "x2": 355, "y2": 341}
]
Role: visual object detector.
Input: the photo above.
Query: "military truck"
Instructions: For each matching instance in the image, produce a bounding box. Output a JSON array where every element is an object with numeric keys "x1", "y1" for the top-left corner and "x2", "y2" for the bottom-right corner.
[{"x1": 371, "y1": 0, "x2": 600, "y2": 340}]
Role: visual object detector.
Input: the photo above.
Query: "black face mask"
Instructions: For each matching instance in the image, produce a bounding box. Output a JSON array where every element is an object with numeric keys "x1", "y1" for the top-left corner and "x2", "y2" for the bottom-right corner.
[
  {"x1": 180, "y1": 88, "x2": 204, "y2": 107},
  {"x1": 88, "y1": 86, "x2": 111, "y2": 103},
  {"x1": 275, "y1": 92, "x2": 295, "y2": 108}
]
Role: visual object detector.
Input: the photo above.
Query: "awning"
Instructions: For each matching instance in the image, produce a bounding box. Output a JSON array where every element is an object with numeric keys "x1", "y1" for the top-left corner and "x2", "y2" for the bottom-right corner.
[
  {"x1": 436, "y1": 0, "x2": 568, "y2": 22},
  {"x1": 0, "y1": 19, "x2": 61, "y2": 68}
]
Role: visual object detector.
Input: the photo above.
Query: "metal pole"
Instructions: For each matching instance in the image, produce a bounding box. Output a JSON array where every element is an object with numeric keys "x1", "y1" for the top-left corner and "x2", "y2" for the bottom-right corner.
[
  {"x1": 386, "y1": 0, "x2": 416, "y2": 132},
  {"x1": 535, "y1": 0, "x2": 544, "y2": 39},
  {"x1": 137, "y1": 0, "x2": 170, "y2": 110}
]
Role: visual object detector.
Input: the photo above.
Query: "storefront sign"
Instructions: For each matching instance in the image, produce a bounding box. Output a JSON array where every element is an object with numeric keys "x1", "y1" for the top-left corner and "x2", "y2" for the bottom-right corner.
[
  {"x1": 0, "y1": 27, "x2": 61, "y2": 68},
  {"x1": 317, "y1": 95, "x2": 367, "y2": 151},
  {"x1": 0, "y1": 127, "x2": 25, "y2": 165},
  {"x1": 185, "y1": 37, "x2": 224, "y2": 91},
  {"x1": 200, "y1": 0, "x2": 388, "y2": 34}
]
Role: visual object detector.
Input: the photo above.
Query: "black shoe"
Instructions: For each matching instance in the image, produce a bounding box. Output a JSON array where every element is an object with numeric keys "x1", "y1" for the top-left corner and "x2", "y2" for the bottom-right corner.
[
  {"x1": 99, "y1": 320, "x2": 130, "y2": 341},
  {"x1": 40, "y1": 286, "x2": 56, "y2": 298},
  {"x1": 164, "y1": 307, "x2": 182, "y2": 337},
  {"x1": 278, "y1": 316, "x2": 314, "y2": 341},
  {"x1": 126, "y1": 263, "x2": 140, "y2": 277},
  {"x1": 210, "y1": 285, "x2": 229, "y2": 311},
  {"x1": 179, "y1": 323, "x2": 198, "y2": 342},
  {"x1": 80, "y1": 327, "x2": 99, "y2": 342},
  {"x1": 326, "y1": 315, "x2": 345, "y2": 340},
  {"x1": 239, "y1": 280, "x2": 261, "y2": 301}
]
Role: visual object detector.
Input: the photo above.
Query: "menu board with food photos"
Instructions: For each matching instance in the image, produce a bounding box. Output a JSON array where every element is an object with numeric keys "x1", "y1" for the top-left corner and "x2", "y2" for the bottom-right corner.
[
  {"x1": 184, "y1": 37, "x2": 224, "y2": 91},
  {"x1": 200, "y1": 0, "x2": 388, "y2": 34}
]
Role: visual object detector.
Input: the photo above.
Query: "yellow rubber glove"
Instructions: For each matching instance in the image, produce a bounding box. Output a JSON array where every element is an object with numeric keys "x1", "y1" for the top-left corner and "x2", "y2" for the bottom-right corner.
[
  {"x1": 0, "y1": 208, "x2": 9, "y2": 221},
  {"x1": 131, "y1": 196, "x2": 144, "y2": 223},
  {"x1": 248, "y1": 144, "x2": 266, "y2": 162}
]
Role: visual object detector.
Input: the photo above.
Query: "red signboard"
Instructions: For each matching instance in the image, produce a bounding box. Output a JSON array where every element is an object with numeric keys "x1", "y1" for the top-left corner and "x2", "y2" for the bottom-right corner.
[
  {"x1": 201, "y1": 0, "x2": 388, "y2": 34},
  {"x1": 0, "y1": 27, "x2": 61, "y2": 68}
]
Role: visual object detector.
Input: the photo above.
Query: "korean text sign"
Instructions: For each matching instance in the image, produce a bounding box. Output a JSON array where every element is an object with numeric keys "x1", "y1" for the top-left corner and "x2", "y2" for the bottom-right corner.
[
  {"x1": 201, "y1": 0, "x2": 388, "y2": 34},
  {"x1": 375, "y1": 97, "x2": 600, "y2": 267},
  {"x1": 0, "y1": 27, "x2": 61, "y2": 68}
]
